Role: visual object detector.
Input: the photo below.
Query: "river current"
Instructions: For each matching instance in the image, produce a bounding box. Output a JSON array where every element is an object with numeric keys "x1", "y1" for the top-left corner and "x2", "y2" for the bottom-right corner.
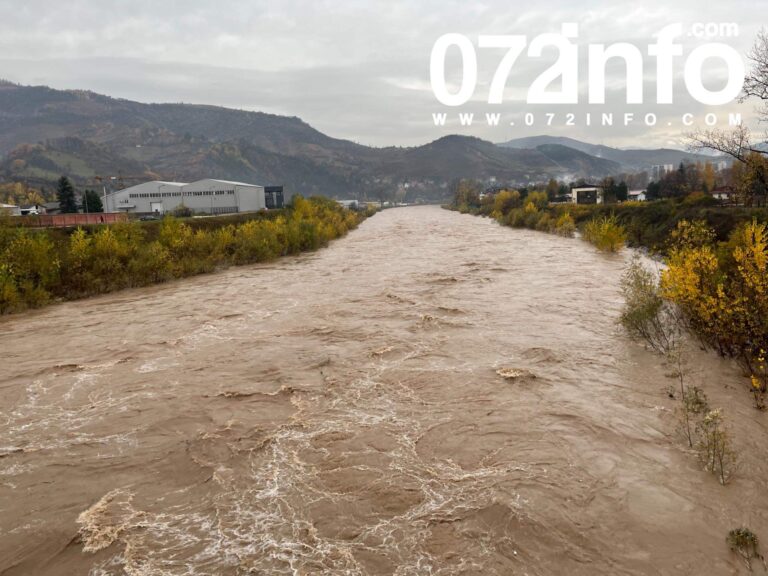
[{"x1": 1, "y1": 206, "x2": 766, "y2": 575}]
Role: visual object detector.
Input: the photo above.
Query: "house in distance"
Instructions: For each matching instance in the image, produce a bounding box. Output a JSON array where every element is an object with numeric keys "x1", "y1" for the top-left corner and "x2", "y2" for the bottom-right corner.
[
  {"x1": 104, "y1": 179, "x2": 285, "y2": 215},
  {"x1": 570, "y1": 186, "x2": 605, "y2": 205}
]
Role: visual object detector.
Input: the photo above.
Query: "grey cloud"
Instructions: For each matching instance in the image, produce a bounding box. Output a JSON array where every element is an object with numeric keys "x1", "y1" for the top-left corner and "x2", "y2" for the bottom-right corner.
[{"x1": 0, "y1": 0, "x2": 763, "y2": 147}]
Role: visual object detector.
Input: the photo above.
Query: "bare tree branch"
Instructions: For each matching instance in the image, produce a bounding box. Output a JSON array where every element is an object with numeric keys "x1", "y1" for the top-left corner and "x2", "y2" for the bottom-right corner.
[
  {"x1": 686, "y1": 125, "x2": 762, "y2": 162},
  {"x1": 742, "y1": 28, "x2": 768, "y2": 105},
  {"x1": 741, "y1": 27, "x2": 768, "y2": 129},
  {"x1": 687, "y1": 31, "x2": 768, "y2": 161}
]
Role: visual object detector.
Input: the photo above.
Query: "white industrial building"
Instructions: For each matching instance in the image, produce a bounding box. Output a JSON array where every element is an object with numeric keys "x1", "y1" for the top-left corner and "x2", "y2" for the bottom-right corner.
[
  {"x1": 104, "y1": 179, "x2": 269, "y2": 215},
  {"x1": 570, "y1": 187, "x2": 605, "y2": 204},
  {"x1": 0, "y1": 203, "x2": 21, "y2": 216}
]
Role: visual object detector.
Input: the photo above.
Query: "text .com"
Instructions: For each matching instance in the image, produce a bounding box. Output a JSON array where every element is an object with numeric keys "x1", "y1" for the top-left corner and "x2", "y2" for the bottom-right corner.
[{"x1": 689, "y1": 22, "x2": 739, "y2": 38}]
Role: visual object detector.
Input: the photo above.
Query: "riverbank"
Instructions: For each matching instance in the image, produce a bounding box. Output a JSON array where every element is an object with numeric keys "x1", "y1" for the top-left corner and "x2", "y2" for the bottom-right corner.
[
  {"x1": 1, "y1": 206, "x2": 765, "y2": 575},
  {"x1": 0, "y1": 196, "x2": 372, "y2": 315}
]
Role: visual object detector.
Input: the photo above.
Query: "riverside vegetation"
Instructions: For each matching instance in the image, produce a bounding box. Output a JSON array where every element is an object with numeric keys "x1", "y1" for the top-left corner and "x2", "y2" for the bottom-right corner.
[
  {"x1": 451, "y1": 185, "x2": 633, "y2": 252},
  {"x1": 0, "y1": 196, "x2": 370, "y2": 314},
  {"x1": 450, "y1": 181, "x2": 768, "y2": 254},
  {"x1": 727, "y1": 528, "x2": 765, "y2": 571},
  {"x1": 660, "y1": 219, "x2": 768, "y2": 410},
  {"x1": 622, "y1": 248, "x2": 741, "y2": 486},
  {"x1": 613, "y1": 217, "x2": 768, "y2": 480},
  {"x1": 620, "y1": 219, "x2": 768, "y2": 560}
]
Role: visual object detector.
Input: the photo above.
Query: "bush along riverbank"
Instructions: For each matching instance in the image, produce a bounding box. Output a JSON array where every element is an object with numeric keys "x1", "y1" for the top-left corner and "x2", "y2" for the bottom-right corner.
[
  {"x1": 448, "y1": 191, "x2": 768, "y2": 255},
  {"x1": 447, "y1": 189, "x2": 632, "y2": 252},
  {"x1": 617, "y1": 220, "x2": 768, "y2": 572},
  {"x1": 660, "y1": 219, "x2": 768, "y2": 409},
  {"x1": 0, "y1": 196, "x2": 372, "y2": 314}
]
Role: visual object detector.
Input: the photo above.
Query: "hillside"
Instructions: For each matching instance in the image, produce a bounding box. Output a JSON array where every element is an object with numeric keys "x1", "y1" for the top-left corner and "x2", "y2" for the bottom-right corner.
[
  {"x1": 499, "y1": 135, "x2": 721, "y2": 172},
  {"x1": 374, "y1": 136, "x2": 620, "y2": 182},
  {"x1": 0, "y1": 82, "x2": 709, "y2": 200}
]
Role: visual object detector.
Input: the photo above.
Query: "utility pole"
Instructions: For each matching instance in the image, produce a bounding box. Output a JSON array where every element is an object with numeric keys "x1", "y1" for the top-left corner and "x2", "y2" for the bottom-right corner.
[{"x1": 95, "y1": 175, "x2": 117, "y2": 213}]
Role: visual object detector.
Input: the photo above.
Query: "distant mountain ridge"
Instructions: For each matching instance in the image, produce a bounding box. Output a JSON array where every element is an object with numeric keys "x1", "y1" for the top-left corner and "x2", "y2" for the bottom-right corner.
[
  {"x1": 498, "y1": 135, "x2": 720, "y2": 172},
  {"x1": 0, "y1": 82, "x2": 720, "y2": 200}
]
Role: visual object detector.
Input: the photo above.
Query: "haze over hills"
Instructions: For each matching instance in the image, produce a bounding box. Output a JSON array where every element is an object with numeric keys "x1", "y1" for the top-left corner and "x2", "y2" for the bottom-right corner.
[
  {"x1": 0, "y1": 81, "x2": 722, "y2": 201},
  {"x1": 499, "y1": 135, "x2": 720, "y2": 173}
]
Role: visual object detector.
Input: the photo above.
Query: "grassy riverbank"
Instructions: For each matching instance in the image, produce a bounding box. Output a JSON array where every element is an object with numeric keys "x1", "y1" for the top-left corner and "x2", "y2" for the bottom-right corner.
[{"x1": 0, "y1": 196, "x2": 372, "y2": 314}]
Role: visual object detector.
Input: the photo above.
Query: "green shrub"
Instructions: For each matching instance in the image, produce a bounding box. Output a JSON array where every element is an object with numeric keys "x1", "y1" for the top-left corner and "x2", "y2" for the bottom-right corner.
[
  {"x1": 493, "y1": 189, "x2": 521, "y2": 214},
  {"x1": 0, "y1": 229, "x2": 59, "y2": 309},
  {"x1": 677, "y1": 384, "x2": 710, "y2": 448},
  {"x1": 662, "y1": 219, "x2": 768, "y2": 409},
  {"x1": 619, "y1": 256, "x2": 680, "y2": 354},
  {"x1": 0, "y1": 264, "x2": 20, "y2": 313},
  {"x1": 582, "y1": 214, "x2": 627, "y2": 252},
  {"x1": 527, "y1": 191, "x2": 549, "y2": 210},
  {"x1": 233, "y1": 220, "x2": 282, "y2": 265},
  {"x1": 554, "y1": 212, "x2": 576, "y2": 237},
  {"x1": 127, "y1": 241, "x2": 172, "y2": 285},
  {"x1": 90, "y1": 227, "x2": 128, "y2": 292},
  {"x1": 727, "y1": 528, "x2": 762, "y2": 570},
  {"x1": 171, "y1": 204, "x2": 193, "y2": 218},
  {"x1": 696, "y1": 409, "x2": 737, "y2": 485},
  {"x1": 65, "y1": 228, "x2": 94, "y2": 295},
  {"x1": 506, "y1": 208, "x2": 526, "y2": 228},
  {"x1": 535, "y1": 212, "x2": 552, "y2": 232}
]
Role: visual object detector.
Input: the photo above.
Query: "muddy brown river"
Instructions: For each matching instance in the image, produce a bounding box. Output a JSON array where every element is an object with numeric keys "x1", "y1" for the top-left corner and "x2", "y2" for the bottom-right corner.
[{"x1": 1, "y1": 206, "x2": 767, "y2": 575}]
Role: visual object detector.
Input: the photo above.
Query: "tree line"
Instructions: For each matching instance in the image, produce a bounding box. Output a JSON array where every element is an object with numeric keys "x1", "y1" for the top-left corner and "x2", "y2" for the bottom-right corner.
[
  {"x1": 56, "y1": 176, "x2": 103, "y2": 213},
  {"x1": 0, "y1": 196, "x2": 369, "y2": 314}
]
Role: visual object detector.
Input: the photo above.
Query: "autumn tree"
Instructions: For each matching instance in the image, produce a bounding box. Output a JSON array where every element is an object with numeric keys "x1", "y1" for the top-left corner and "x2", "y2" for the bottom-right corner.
[
  {"x1": 526, "y1": 190, "x2": 549, "y2": 210},
  {"x1": 451, "y1": 179, "x2": 482, "y2": 210},
  {"x1": 702, "y1": 162, "x2": 716, "y2": 192},
  {"x1": 546, "y1": 178, "x2": 559, "y2": 200},
  {"x1": 0, "y1": 182, "x2": 44, "y2": 207},
  {"x1": 738, "y1": 152, "x2": 768, "y2": 206},
  {"x1": 493, "y1": 189, "x2": 521, "y2": 213}
]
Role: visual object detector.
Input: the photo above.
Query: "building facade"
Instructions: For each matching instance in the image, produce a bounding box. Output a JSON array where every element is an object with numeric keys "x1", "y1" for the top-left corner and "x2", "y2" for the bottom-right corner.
[
  {"x1": 104, "y1": 179, "x2": 270, "y2": 215},
  {"x1": 0, "y1": 203, "x2": 21, "y2": 216},
  {"x1": 570, "y1": 187, "x2": 604, "y2": 204},
  {"x1": 651, "y1": 164, "x2": 675, "y2": 181},
  {"x1": 264, "y1": 186, "x2": 284, "y2": 209}
]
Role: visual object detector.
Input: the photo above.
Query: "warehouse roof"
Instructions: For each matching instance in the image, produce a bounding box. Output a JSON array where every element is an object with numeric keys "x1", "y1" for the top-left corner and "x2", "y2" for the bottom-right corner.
[{"x1": 191, "y1": 179, "x2": 262, "y2": 187}]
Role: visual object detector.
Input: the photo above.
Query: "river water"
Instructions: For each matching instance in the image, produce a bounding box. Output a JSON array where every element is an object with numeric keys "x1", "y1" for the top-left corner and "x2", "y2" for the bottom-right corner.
[{"x1": 1, "y1": 206, "x2": 766, "y2": 575}]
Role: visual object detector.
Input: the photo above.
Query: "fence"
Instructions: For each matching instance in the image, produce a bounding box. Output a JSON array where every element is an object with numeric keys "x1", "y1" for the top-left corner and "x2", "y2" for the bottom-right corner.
[{"x1": 17, "y1": 213, "x2": 129, "y2": 227}]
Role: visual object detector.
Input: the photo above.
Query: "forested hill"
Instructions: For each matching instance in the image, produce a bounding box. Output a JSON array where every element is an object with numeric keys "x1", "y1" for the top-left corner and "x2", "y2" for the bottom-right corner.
[{"x1": 0, "y1": 81, "x2": 716, "y2": 200}]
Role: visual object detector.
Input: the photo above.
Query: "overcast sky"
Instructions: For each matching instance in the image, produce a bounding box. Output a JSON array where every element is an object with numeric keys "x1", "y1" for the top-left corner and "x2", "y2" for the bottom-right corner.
[{"x1": 0, "y1": 0, "x2": 764, "y2": 148}]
